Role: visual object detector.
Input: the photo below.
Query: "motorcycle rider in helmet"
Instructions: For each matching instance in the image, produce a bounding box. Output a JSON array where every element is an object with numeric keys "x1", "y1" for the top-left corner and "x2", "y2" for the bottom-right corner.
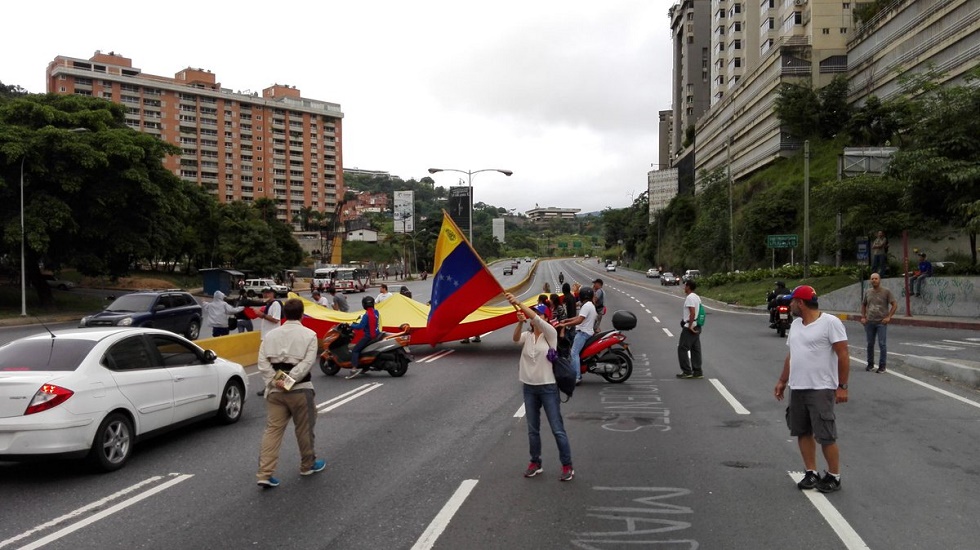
[
  {"x1": 767, "y1": 281, "x2": 791, "y2": 328},
  {"x1": 347, "y1": 296, "x2": 382, "y2": 379}
]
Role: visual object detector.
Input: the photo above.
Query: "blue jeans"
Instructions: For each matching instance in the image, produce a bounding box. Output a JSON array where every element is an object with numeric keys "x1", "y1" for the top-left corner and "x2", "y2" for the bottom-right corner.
[
  {"x1": 864, "y1": 322, "x2": 888, "y2": 368},
  {"x1": 911, "y1": 273, "x2": 930, "y2": 295},
  {"x1": 350, "y1": 336, "x2": 371, "y2": 368},
  {"x1": 570, "y1": 331, "x2": 590, "y2": 380},
  {"x1": 523, "y1": 383, "x2": 572, "y2": 467}
]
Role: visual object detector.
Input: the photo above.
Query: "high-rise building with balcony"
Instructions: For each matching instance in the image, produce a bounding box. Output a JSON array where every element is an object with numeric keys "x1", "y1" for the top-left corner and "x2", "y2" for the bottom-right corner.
[
  {"x1": 46, "y1": 51, "x2": 344, "y2": 228},
  {"x1": 693, "y1": 0, "x2": 852, "y2": 191},
  {"x1": 669, "y1": 0, "x2": 713, "y2": 157}
]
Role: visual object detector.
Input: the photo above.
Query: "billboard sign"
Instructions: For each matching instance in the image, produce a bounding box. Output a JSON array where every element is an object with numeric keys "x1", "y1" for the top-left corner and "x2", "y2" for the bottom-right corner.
[
  {"x1": 492, "y1": 218, "x2": 505, "y2": 243},
  {"x1": 448, "y1": 186, "x2": 471, "y2": 237},
  {"x1": 394, "y1": 190, "x2": 414, "y2": 233}
]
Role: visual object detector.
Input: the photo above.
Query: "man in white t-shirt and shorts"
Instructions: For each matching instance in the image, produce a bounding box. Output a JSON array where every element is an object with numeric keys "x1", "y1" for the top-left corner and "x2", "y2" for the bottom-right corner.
[
  {"x1": 558, "y1": 286, "x2": 597, "y2": 385},
  {"x1": 774, "y1": 285, "x2": 850, "y2": 494}
]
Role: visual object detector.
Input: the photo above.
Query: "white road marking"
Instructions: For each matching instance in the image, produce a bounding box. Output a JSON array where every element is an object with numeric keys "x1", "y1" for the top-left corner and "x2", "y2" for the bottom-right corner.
[
  {"x1": 644, "y1": 309, "x2": 651, "y2": 315},
  {"x1": 11, "y1": 474, "x2": 193, "y2": 550},
  {"x1": 942, "y1": 339, "x2": 980, "y2": 347},
  {"x1": 317, "y1": 383, "x2": 383, "y2": 414},
  {"x1": 514, "y1": 404, "x2": 526, "y2": 418},
  {"x1": 653, "y1": 316, "x2": 660, "y2": 323},
  {"x1": 901, "y1": 342, "x2": 962, "y2": 351},
  {"x1": 787, "y1": 472, "x2": 871, "y2": 550},
  {"x1": 418, "y1": 349, "x2": 454, "y2": 363},
  {"x1": 662, "y1": 328, "x2": 673, "y2": 337},
  {"x1": 0, "y1": 476, "x2": 168, "y2": 549},
  {"x1": 411, "y1": 479, "x2": 479, "y2": 550},
  {"x1": 709, "y1": 379, "x2": 750, "y2": 415},
  {"x1": 885, "y1": 368, "x2": 980, "y2": 410}
]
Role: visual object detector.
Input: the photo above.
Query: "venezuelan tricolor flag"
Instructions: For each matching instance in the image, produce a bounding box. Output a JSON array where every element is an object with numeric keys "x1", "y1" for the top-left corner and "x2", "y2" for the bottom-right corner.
[{"x1": 427, "y1": 211, "x2": 505, "y2": 343}]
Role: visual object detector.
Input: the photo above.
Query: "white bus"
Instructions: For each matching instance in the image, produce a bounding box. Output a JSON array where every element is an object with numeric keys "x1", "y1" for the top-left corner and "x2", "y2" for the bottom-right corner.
[{"x1": 312, "y1": 266, "x2": 371, "y2": 293}]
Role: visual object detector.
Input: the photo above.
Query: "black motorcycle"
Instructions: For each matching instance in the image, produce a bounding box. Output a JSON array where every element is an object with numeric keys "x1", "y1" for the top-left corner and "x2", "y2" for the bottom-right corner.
[{"x1": 769, "y1": 295, "x2": 792, "y2": 337}]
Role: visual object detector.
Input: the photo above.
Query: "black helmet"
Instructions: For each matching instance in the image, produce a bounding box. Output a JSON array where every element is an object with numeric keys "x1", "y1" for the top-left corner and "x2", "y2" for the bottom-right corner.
[
  {"x1": 578, "y1": 287, "x2": 595, "y2": 302},
  {"x1": 362, "y1": 296, "x2": 375, "y2": 309},
  {"x1": 775, "y1": 281, "x2": 786, "y2": 288}
]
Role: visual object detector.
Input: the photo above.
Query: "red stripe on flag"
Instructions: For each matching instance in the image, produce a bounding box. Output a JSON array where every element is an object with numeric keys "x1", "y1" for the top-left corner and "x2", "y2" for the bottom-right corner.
[{"x1": 426, "y1": 268, "x2": 501, "y2": 341}]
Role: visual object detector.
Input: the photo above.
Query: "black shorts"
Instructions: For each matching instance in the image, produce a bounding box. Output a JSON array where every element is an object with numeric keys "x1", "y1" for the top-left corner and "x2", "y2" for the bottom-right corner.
[{"x1": 786, "y1": 389, "x2": 837, "y2": 444}]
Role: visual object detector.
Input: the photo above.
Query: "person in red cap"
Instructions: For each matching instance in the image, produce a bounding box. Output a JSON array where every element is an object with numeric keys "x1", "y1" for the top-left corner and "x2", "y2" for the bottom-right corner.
[{"x1": 774, "y1": 285, "x2": 850, "y2": 494}]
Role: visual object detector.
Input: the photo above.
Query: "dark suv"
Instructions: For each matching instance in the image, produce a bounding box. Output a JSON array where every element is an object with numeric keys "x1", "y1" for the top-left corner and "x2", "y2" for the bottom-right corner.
[{"x1": 79, "y1": 290, "x2": 203, "y2": 340}]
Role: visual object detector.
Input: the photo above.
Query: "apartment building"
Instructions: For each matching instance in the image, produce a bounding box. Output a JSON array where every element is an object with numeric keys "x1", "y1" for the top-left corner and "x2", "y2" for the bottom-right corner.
[
  {"x1": 669, "y1": 0, "x2": 713, "y2": 157},
  {"x1": 848, "y1": 0, "x2": 980, "y2": 106},
  {"x1": 525, "y1": 207, "x2": 581, "y2": 224},
  {"x1": 710, "y1": 0, "x2": 762, "y2": 106},
  {"x1": 46, "y1": 51, "x2": 344, "y2": 228},
  {"x1": 693, "y1": 0, "x2": 851, "y2": 191},
  {"x1": 648, "y1": 168, "x2": 680, "y2": 223}
]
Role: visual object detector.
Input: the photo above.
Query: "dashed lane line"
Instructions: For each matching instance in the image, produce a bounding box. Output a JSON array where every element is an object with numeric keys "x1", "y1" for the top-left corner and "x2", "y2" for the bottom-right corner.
[
  {"x1": 708, "y1": 378, "x2": 750, "y2": 415},
  {"x1": 411, "y1": 480, "x2": 479, "y2": 550}
]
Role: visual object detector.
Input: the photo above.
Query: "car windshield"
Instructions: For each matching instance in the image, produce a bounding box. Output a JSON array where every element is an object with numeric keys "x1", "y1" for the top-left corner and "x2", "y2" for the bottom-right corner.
[
  {"x1": 0, "y1": 338, "x2": 98, "y2": 371},
  {"x1": 106, "y1": 294, "x2": 156, "y2": 312}
]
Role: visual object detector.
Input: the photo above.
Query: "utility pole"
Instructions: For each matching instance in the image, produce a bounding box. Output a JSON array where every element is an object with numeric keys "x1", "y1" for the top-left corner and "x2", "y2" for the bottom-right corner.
[{"x1": 804, "y1": 140, "x2": 810, "y2": 279}]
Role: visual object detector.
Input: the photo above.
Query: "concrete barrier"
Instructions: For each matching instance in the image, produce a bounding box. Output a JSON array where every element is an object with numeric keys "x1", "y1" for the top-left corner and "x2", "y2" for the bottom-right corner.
[
  {"x1": 197, "y1": 331, "x2": 261, "y2": 367},
  {"x1": 820, "y1": 276, "x2": 980, "y2": 319}
]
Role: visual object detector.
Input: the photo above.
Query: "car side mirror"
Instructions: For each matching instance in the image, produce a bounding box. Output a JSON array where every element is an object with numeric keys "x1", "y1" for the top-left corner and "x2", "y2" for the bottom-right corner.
[
  {"x1": 153, "y1": 304, "x2": 166, "y2": 311},
  {"x1": 203, "y1": 350, "x2": 217, "y2": 363}
]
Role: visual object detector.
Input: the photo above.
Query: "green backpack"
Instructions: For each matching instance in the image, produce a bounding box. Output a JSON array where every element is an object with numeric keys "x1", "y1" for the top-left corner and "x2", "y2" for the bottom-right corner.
[{"x1": 696, "y1": 304, "x2": 706, "y2": 327}]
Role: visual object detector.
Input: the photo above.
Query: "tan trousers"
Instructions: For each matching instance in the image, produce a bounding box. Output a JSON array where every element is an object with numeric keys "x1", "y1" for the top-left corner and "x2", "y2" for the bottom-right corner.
[{"x1": 257, "y1": 389, "x2": 316, "y2": 480}]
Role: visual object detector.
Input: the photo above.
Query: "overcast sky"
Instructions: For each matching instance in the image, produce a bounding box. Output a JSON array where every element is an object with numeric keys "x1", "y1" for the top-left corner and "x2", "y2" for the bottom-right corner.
[{"x1": 4, "y1": 0, "x2": 673, "y2": 214}]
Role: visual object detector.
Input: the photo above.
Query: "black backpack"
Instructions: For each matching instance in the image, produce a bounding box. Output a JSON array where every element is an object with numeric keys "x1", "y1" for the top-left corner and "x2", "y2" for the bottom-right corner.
[{"x1": 550, "y1": 340, "x2": 576, "y2": 402}]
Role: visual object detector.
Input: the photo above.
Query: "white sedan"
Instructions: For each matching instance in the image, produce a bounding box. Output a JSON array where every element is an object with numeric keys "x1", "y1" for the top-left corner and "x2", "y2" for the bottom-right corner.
[{"x1": 0, "y1": 327, "x2": 247, "y2": 471}]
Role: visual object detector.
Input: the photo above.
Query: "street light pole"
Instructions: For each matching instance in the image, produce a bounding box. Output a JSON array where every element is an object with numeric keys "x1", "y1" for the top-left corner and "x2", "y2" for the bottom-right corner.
[
  {"x1": 408, "y1": 229, "x2": 427, "y2": 276},
  {"x1": 427, "y1": 168, "x2": 513, "y2": 243},
  {"x1": 20, "y1": 156, "x2": 27, "y2": 317}
]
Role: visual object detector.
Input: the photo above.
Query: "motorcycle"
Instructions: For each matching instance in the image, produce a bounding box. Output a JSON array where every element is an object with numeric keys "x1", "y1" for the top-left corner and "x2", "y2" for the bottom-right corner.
[
  {"x1": 771, "y1": 295, "x2": 792, "y2": 338},
  {"x1": 319, "y1": 322, "x2": 413, "y2": 377},
  {"x1": 565, "y1": 310, "x2": 636, "y2": 383}
]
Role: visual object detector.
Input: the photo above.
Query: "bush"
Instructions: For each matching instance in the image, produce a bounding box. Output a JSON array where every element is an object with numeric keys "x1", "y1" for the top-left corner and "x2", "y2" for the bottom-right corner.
[{"x1": 701, "y1": 265, "x2": 864, "y2": 288}]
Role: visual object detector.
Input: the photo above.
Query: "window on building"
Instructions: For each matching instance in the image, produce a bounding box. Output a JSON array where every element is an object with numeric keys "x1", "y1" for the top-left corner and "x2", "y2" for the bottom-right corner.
[
  {"x1": 840, "y1": 27, "x2": 848, "y2": 33},
  {"x1": 795, "y1": 11, "x2": 802, "y2": 24},
  {"x1": 843, "y1": 2, "x2": 850, "y2": 8},
  {"x1": 822, "y1": 28, "x2": 830, "y2": 34},
  {"x1": 734, "y1": 39, "x2": 742, "y2": 50}
]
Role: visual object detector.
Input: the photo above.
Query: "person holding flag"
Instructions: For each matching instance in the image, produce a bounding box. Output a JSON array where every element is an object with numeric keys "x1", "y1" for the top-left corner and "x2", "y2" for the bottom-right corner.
[{"x1": 426, "y1": 211, "x2": 505, "y2": 344}]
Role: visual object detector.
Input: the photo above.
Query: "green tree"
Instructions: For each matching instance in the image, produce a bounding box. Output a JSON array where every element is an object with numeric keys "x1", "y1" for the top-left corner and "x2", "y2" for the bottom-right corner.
[
  {"x1": 775, "y1": 81, "x2": 820, "y2": 139},
  {"x1": 817, "y1": 75, "x2": 852, "y2": 139},
  {"x1": 887, "y1": 67, "x2": 980, "y2": 265},
  {"x1": 0, "y1": 93, "x2": 188, "y2": 305},
  {"x1": 846, "y1": 95, "x2": 901, "y2": 146}
]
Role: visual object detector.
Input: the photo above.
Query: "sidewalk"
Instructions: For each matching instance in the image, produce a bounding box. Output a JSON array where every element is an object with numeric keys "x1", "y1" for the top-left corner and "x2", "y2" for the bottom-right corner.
[{"x1": 831, "y1": 311, "x2": 980, "y2": 331}]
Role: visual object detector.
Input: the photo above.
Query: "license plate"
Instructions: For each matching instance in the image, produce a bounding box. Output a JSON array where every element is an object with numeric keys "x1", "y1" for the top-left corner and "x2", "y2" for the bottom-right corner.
[{"x1": 779, "y1": 313, "x2": 788, "y2": 319}]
